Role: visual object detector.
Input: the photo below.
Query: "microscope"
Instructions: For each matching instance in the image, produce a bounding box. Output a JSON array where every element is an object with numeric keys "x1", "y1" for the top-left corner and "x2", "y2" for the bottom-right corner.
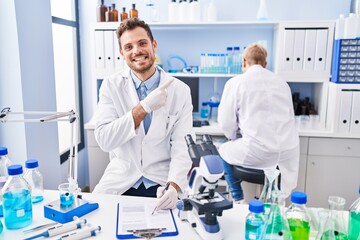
[{"x1": 176, "y1": 134, "x2": 233, "y2": 240}]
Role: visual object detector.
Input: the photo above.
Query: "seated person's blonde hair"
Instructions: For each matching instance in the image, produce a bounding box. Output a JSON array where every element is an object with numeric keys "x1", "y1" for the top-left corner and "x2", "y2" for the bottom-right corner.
[{"x1": 243, "y1": 43, "x2": 267, "y2": 67}]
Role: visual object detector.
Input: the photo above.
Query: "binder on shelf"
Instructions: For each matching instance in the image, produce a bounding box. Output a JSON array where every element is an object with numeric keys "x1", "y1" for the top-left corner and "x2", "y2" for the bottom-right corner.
[
  {"x1": 283, "y1": 29, "x2": 295, "y2": 71},
  {"x1": 116, "y1": 201, "x2": 178, "y2": 239},
  {"x1": 104, "y1": 30, "x2": 115, "y2": 69},
  {"x1": 94, "y1": 30, "x2": 105, "y2": 69},
  {"x1": 303, "y1": 29, "x2": 317, "y2": 71},
  {"x1": 113, "y1": 30, "x2": 125, "y2": 70},
  {"x1": 338, "y1": 90, "x2": 353, "y2": 133},
  {"x1": 350, "y1": 91, "x2": 360, "y2": 134},
  {"x1": 314, "y1": 29, "x2": 328, "y2": 72},
  {"x1": 292, "y1": 29, "x2": 305, "y2": 71}
]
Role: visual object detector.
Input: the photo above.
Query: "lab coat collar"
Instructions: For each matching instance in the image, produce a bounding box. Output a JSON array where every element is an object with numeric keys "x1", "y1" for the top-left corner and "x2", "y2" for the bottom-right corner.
[
  {"x1": 246, "y1": 64, "x2": 264, "y2": 72},
  {"x1": 131, "y1": 68, "x2": 160, "y2": 90}
]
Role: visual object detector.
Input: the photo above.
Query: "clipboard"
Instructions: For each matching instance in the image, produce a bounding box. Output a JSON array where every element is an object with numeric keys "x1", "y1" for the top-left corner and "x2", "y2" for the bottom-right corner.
[{"x1": 116, "y1": 200, "x2": 178, "y2": 239}]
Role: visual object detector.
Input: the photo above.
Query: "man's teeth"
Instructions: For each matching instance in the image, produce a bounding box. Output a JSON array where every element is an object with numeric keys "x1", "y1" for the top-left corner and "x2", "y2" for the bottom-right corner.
[{"x1": 134, "y1": 56, "x2": 146, "y2": 62}]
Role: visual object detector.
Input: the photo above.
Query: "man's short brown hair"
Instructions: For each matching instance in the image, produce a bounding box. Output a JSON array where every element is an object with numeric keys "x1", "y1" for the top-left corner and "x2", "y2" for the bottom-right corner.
[{"x1": 116, "y1": 18, "x2": 154, "y2": 48}]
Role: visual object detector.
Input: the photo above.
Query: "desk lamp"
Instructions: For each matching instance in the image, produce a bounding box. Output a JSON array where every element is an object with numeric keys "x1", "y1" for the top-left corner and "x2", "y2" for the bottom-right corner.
[{"x1": 0, "y1": 107, "x2": 98, "y2": 223}]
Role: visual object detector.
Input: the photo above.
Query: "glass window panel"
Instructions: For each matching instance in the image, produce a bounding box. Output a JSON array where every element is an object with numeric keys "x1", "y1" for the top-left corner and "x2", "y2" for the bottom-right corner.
[
  {"x1": 52, "y1": 23, "x2": 79, "y2": 154},
  {"x1": 50, "y1": 0, "x2": 75, "y2": 21}
]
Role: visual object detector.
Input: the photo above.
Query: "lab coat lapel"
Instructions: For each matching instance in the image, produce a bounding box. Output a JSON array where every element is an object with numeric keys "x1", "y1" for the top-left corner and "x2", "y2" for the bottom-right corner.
[{"x1": 123, "y1": 69, "x2": 140, "y2": 107}]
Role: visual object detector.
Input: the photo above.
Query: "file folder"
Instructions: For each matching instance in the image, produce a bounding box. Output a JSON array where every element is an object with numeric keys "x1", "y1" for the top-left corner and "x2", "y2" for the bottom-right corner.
[
  {"x1": 303, "y1": 30, "x2": 317, "y2": 71},
  {"x1": 94, "y1": 30, "x2": 105, "y2": 69},
  {"x1": 350, "y1": 91, "x2": 360, "y2": 134},
  {"x1": 314, "y1": 29, "x2": 328, "y2": 72},
  {"x1": 113, "y1": 30, "x2": 125, "y2": 70},
  {"x1": 104, "y1": 30, "x2": 115, "y2": 70},
  {"x1": 283, "y1": 29, "x2": 295, "y2": 71},
  {"x1": 116, "y1": 201, "x2": 178, "y2": 239},
  {"x1": 292, "y1": 29, "x2": 305, "y2": 71},
  {"x1": 338, "y1": 90, "x2": 353, "y2": 133}
]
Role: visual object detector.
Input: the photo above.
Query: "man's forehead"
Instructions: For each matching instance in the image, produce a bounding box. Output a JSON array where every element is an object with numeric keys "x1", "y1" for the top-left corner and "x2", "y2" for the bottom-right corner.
[{"x1": 121, "y1": 28, "x2": 150, "y2": 43}]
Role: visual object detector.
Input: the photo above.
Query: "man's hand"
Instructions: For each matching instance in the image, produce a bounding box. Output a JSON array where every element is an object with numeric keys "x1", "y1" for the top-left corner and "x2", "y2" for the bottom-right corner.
[
  {"x1": 156, "y1": 185, "x2": 177, "y2": 210},
  {"x1": 140, "y1": 78, "x2": 174, "y2": 113}
]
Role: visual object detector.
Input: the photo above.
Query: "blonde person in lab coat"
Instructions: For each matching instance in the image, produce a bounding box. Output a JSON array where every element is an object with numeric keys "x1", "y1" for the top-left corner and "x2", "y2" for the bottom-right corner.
[
  {"x1": 93, "y1": 18, "x2": 193, "y2": 210},
  {"x1": 218, "y1": 43, "x2": 299, "y2": 202}
]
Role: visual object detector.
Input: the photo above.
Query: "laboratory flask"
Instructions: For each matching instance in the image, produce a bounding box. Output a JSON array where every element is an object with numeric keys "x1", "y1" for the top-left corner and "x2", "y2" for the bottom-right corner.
[
  {"x1": 208, "y1": 92, "x2": 221, "y2": 123},
  {"x1": 259, "y1": 168, "x2": 281, "y2": 215},
  {"x1": 316, "y1": 196, "x2": 348, "y2": 240},
  {"x1": 286, "y1": 191, "x2": 311, "y2": 240},
  {"x1": 0, "y1": 147, "x2": 12, "y2": 217},
  {"x1": 246, "y1": 200, "x2": 266, "y2": 240},
  {"x1": 24, "y1": 159, "x2": 44, "y2": 204},
  {"x1": 348, "y1": 186, "x2": 360, "y2": 240},
  {"x1": 2, "y1": 164, "x2": 32, "y2": 229},
  {"x1": 259, "y1": 191, "x2": 292, "y2": 240}
]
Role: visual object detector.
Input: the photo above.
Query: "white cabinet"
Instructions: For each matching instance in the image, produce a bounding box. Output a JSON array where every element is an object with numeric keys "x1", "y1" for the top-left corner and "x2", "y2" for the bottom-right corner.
[{"x1": 306, "y1": 137, "x2": 360, "y2": 209}]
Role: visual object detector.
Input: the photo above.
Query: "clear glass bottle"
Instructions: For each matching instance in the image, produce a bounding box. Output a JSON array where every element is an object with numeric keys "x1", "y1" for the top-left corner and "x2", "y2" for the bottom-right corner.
[
  {"x1": 130, "y1": 4, "x2": 138, "y2": 18},
  {"x1": 259, "y1": 168, "x2": 280, "y2": 215},
  {"x1": 286, "y1": 192, "x2": 311, "y2": 240},
  {"x1": 96, "y1": 0, "x2": 108, "y2": 22},
  {"x1": 121, "y1": 7, "x2": 128, "y2": 21},
  {"x1": 168, "y1": 0, "x2": 178, "y2": 22},
  {"x1": 257, "y1": 0, "x2": 269, "y2": 21},
  {"x1": 24, "y1": 159, "x2": 44, "y2": 204},
  {"x1": 246, "y1": 200, "x2": 266, "y2": 240},
  {"x1": 200, "y1": 102, "x2": 209, "y2": 119},
  {"x1": 348, "y1": 186, "x2": 360, "y2": 240},
  {"x1": 226, "y1": 47, "x2": 233, "y2": 74},
  {"x1": 260, "y1": 191, "x2": 292, "y2": 240},
  {"x1": 2, "y1": 164, "x2": 32, "y2": 229},
  {"x1": 0, "y1": 147, "x2": 12, "y2": 217}
]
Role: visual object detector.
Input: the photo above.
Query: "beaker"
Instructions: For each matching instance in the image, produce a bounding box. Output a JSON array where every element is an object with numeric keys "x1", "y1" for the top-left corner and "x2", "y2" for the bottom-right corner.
[
  {"x1": 259, "y1": 168, "x2": 281, "y2": 215},
  {"x1": 58, "y1": 183, "x2": 75, "y2": 208},
  {"x1": 316, "y1": 196, "x2": 348, "y2": 240},
  {"x1": 259, "y1": 190, "x2": 293, "y2": 240}
]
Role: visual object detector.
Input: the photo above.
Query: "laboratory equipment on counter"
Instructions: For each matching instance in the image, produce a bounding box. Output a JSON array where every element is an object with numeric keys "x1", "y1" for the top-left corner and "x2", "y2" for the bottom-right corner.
[
  {"x1": 0, "y1": 146, "x2": 12, "y2": 217},
  {"x1": 286, "y1": 192, "x2": 311, "y2": 240},
  {"x1": 58, "y1": 225, "x2": 101, "y2": 240},
  {"x1": 245, "y1": 200, "x2": 266, "y2": 240},
  {"x1": 176, "y1": 134, "x2": 233, "y2": 240},
  {"x1": 316, "y1": 196, "x2": 348, "y2": 240},
  {"x1": 200, "y1": 102, "x2": 209, "y2": 119},
  {"x1": 23, "y1": 217, "x2": 86, "y2": 240},
  {"x1": 260, "y1": 191, "x2": 292, "y2": 240},
  {"x1": 0, "y1": 107, "x2": 99, "y2": 223},
  {"x1": 348, "y1": 186, "x2": 360, "y2": 240},
  {"x1": 259, "y1": 168, "x2": 281, "y2": 215},
  {"x1": 24, "y1": 159, "x2": 44, "y2": 204},
  {"x1": 3, "y1": 164, "x2": 32, "y2": 229}
]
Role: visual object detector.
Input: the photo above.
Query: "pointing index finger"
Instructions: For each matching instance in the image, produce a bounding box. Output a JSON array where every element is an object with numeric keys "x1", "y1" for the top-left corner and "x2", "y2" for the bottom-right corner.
[{"x1": 158, "y1": 78, "x2": 175, "y2": 90}]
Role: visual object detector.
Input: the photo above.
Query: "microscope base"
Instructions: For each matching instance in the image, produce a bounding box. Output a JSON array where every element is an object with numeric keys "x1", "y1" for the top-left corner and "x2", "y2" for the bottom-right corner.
[
  {"x1": 187, "y1": 210, "x2": 223, "y2": 240},
  {"x1": 44, "y1": 197, "x2": 99, "y2": 223}
]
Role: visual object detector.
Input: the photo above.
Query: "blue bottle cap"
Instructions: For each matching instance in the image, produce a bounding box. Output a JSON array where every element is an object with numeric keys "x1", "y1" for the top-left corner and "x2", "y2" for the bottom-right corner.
[
  {"x1": 234, "y1": 46, "x2": 240, "y2": 51},
  {"x1": 358, "y1": 185, "x2": 360, "y2": 194},
  {"x1": 0, "y1": 147, "x2": 8, "y2": 156},
  {"x1": 25, "y1": 159, "x2": 39, "y2": 169},
  {"x1": 291, "y1": 191, "x2": 307, "y2": 204},
  {"x1": 8, "y1": 164, "x2": 23, "y2": 175},
  {"x1": 248, "y1": 200, "x2": 264, "y2": 213},
  {"x1": 226, "y1": 47, "x2": 233, "y2": 51},
  {"x1": 202, "y1": 102, "x2": 208, "y2": 106}
]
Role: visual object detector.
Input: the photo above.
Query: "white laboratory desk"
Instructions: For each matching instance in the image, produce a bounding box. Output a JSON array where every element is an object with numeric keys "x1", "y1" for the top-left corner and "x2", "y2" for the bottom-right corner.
[{"x1": 1, "y1": 190, "x2": 249, "y2": 240}]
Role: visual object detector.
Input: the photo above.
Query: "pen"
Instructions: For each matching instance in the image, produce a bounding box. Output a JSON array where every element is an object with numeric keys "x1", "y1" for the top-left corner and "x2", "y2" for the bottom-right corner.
[{"x1": 151, "y1": 183, "x2": 170, "y2": 215}]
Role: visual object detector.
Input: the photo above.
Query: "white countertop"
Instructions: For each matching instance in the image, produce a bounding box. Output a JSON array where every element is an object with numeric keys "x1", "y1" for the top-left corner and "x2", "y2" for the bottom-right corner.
[{"x1": 3, "y1": 190, "x2": 249, "y2": 240}]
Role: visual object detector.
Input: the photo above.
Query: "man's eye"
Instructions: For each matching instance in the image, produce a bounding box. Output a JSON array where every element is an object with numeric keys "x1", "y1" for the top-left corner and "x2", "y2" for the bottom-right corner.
[
  {"x1": 140, "y1": 42, "x2": 147, "y2": 47},
  {"x1": 124, "y1": 46, "x2": 132, "y2": 51}
]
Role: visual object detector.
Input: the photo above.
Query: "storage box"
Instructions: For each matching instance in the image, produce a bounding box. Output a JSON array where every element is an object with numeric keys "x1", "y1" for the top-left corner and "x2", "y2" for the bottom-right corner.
[{"x1": 331, "y1": 39, "x2": 360, "y2": 83}]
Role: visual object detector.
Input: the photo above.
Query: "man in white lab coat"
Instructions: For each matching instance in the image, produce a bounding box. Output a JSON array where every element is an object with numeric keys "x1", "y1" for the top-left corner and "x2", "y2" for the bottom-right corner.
[
  {"x1": 218, "y1": 43, "x2": 299, "y2": 201},
  {"x1": 93, "y1": 18, "x2": 193, "y2": 210}
]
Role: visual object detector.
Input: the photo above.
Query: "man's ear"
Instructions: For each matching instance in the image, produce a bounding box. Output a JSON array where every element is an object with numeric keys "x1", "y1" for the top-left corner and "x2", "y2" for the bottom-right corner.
[
  {"x1": 263, "y1": 61, "x2": 267, "y2": 68},
  {"x1": 153, "y1": 39, "x2": 158, "y2": 52}
]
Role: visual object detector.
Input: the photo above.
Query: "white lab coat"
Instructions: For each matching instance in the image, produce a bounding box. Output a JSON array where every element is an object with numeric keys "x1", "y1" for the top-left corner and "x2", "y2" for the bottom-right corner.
[
  {"x1": 218, "y1": 65, "x2": 300, "y2": 196},
  {"x1": 93, "y1": 67, "x2": 193, "y2": 195}
]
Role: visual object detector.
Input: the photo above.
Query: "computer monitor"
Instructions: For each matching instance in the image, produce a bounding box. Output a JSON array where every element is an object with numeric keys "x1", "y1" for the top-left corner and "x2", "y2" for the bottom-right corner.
[{"x1": 177, "y1": 77, "x2": 199, "y2": 113}]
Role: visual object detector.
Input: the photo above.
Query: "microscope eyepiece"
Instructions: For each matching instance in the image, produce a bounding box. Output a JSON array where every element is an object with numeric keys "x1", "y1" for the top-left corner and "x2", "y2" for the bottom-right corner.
[
  {"x1": 185, "y1": 134, "x2": 195, "y2": 146},
  {"x1": 202, "y1": 134, "x2": 213, "y2": 143}
]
